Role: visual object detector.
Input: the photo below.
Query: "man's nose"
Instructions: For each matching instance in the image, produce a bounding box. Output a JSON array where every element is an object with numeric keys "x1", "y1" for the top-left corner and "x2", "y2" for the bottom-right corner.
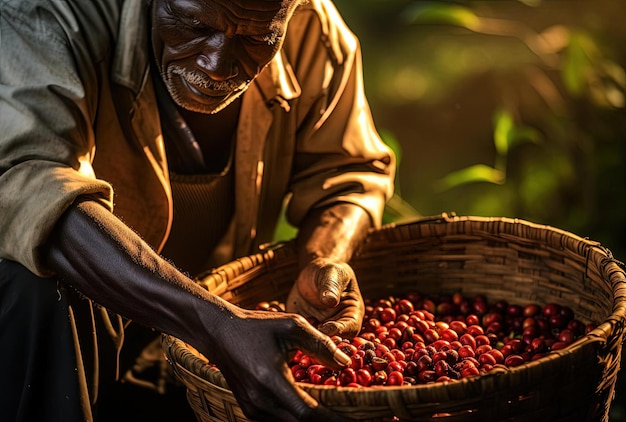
[{"x1": 197, "y1": 33, "x2": 239, "y2": 81}]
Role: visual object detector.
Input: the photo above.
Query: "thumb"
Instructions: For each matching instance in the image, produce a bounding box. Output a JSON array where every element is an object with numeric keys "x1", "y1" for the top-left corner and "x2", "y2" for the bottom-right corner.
[{"x1": 315, "y1": 263, "x2": 355, "y2": 308}]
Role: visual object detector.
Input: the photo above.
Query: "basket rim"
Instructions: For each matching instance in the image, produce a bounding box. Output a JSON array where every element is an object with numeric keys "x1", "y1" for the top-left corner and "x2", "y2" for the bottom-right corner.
[{"x1": 165, "y1": 214, "x2": 626, "y2": 418}]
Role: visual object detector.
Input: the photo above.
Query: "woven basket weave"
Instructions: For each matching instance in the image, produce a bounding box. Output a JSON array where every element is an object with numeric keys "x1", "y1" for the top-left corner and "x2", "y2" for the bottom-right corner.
[{"x1": 162, "y1": 214, "x2": 626, "y2": 422}]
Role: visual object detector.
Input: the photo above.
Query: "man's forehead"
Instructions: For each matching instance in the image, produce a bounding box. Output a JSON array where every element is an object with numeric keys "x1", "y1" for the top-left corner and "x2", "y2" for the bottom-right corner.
[{"x1": 185, "y1": 0, "x2": 298, "y2": 18}]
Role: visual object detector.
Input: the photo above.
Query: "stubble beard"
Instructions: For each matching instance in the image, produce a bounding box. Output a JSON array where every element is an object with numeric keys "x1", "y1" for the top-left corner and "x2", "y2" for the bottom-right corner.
[{"x1": 164, "y1": 64, "x2": 250, "y2": 114}]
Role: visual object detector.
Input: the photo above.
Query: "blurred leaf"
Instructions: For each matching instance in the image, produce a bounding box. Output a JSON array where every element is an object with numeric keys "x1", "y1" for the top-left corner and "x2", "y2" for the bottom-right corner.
[
  {"x1": 435, "y1": 164, "x2": 505, "y2": 191},
  {"x1": 562, "y1": 32, "x2": 593, "y2": 96},
  {"x1": 493, "y1": 110, "x2": 542, "y2": 159},
  {"x1": 493, "y1": 110, "x2": 514, "y2": 156},
  {"x1": 403, "y1": 3, "x2": 480, "y2": 31}
]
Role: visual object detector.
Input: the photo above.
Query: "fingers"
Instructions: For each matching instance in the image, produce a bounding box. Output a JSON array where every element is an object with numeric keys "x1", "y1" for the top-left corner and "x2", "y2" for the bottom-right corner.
[
  {"x1": 237, "y1": 360, "x2": 353, "y2": 422},
  {"x1": 315, "y1": 262, "x2": 356, "y2": 308}
]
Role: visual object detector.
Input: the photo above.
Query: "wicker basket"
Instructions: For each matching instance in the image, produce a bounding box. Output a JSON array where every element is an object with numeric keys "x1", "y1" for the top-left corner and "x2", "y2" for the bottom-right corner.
[{"x1": 162, "y1": 214, "x2": 626, "y2": 422}]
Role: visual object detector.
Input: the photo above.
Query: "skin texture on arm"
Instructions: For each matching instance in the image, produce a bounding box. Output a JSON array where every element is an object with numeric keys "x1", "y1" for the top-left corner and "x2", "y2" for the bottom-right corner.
[
  {"x1": 287, "y1": 203, "x2": 371, "y2": 339},
  {"x1": 45, "y1": 199, "x2": 354, "y2": 422}
]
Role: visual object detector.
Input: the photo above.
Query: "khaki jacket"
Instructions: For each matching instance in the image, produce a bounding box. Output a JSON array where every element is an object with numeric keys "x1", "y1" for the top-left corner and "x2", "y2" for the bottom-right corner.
[{"x1": 0, "y1": 0, "x2": 395, "y2": 276}]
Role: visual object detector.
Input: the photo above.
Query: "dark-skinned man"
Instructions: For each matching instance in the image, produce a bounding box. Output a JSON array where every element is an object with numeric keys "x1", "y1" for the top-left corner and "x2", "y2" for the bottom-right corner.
[{"x1": 0, "y1": 0, "x2": 395, "y2": 420}]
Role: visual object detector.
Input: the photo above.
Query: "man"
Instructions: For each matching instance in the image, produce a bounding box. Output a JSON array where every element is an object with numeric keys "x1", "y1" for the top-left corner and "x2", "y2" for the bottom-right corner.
[{"x1": 0, "y1": 0, "x2": 395, "y2": 420}]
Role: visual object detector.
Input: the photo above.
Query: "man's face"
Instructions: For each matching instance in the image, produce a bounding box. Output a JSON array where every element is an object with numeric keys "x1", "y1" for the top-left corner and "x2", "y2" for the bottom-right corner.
[{"x1": 151, "y1": 0, "x2": 299, "y2": 114}]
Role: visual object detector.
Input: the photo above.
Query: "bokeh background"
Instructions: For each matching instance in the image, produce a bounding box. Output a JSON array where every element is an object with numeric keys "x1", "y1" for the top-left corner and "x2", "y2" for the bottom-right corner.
[{"x1": 335, "y1": 0, "x2": 626, "y2": 419}]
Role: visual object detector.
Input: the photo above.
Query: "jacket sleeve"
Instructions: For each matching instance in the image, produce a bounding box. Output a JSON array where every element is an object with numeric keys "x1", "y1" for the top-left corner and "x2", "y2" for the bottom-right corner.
[
  {"x1": 0, "y1": 1, "x2": 113, "y2": 276},
  {"x1": 283, "y1": 0, "x2": 396, "y2": 229}
]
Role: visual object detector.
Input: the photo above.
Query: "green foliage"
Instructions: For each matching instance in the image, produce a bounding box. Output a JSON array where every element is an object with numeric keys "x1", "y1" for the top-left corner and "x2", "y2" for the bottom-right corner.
[
  {"x1": 403, "y1": 3, "x2": 480, "y2": 30},
  {"x1": 334, "y1": 0, "x2": 626, "y2": 260}
]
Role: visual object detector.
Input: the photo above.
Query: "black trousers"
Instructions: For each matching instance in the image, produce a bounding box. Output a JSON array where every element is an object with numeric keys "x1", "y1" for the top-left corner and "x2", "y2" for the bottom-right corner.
[{"x1": 0, "y1": 259, "x2": 194, "y2": 422}]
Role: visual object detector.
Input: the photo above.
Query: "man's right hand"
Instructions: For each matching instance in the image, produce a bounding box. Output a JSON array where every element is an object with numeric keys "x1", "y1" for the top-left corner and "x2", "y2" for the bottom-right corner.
[
  {"x1": 45, "y1": 199, "x2": 353, "y2": 421},
  {"x1": 200, "y1": 305, "x2": 355, "y2": 421}
]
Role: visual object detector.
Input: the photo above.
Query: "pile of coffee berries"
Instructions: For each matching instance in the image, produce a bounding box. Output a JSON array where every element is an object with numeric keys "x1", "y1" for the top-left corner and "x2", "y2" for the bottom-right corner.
[{"x1": 281, "y1": 292, "x2": 596, "y2": 388}]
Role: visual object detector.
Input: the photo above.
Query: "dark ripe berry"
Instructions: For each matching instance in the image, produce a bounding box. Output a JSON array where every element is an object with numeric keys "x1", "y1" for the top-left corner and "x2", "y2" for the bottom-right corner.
[
  {"x1": 506, "y1": 338, "x2": 523, "y2": 353},
  {"x1": 504, "y1": 354, "x2": 525, "y2": 367},
  {"x1": 482, "y1": 312, "x2": 503, "y2": 327},
  {"x1": 466, "y1": 314, "x2": 480, "y2": 326},
  {"x1": 375, "y1": 343, "x2": 391, "y2": 357},
  {"x1": 529, "y1": 338, "x2": 546, "y2": 354},
  {"x1": 324, "y1": 376, "x2": 338, "y2": 386},
  {"x1": 451, "y1": 292, "x2": 465, "y2": 305},
  {"x1": 458, "y1": 345, "x2": 475, "y2": 359},
  {"x1": 475, "y1": 344, "x2": 492, "y2": 356},
  {"x1": 523, "y1": 303, "x2": 541, "y2": 317},
  {"x1": 460, "y1": 365, "x2": 480, "y2": 378},
  {"x1": 405, "y1": 291, "x2": 422, "y2": 306},
  {"x1": 466, "y1": 325, "x2": 485, "y2": 337},
  {"x1": 365, "y1": 318, "x2": 381, "y2": 332},
  {"x1": 489, "y1": 349, "x2": 505, "y2": 364},
  {"x1": 558, "y1": 329, "x2": 575, "y2": 344},
  {"x1": 418, "y1": 370, "x2": 437, "y2": 383},
  {"x1": 567, "y1": 319, "x2": 585, "y2": 336},
  {"x1": 478, "y1": 353, "x2": 497, "y2": 366},
  {"x1": 356, "y1": 368, "x2": 373, "y2": 386},
  {"x1": 506, "y1": 305, "x2": 523, "y2": 317},
  {"x1": 542, "y1": 303, "x2": 561, "y2": 318},
  {"x1": 550, "y1": 341, "x2": 568, "y2": 351},
  {"x1": 385, "y1": 360, "x2": 406, "y2": 374},
  {"x1": 413, "y1": 319, "x2": 431, "y2": 335},
  {"x1": 445, "y1": 349, "x2": 459, "y2": 365},
  {"x1": 523, "y1": 325, "x2": 537, "y2": 337},
  {"x1": 397, "y1": 299, "x2": 414, "y2": 315},
  {"x1": 400, "y1": 326, "x2": 415, "y2": 344},
  {"x1": 441, "y1": 328, "x2": 459, "y2": 342},
  {"x1": 449, "y1": 341, "x2": 463, "y2": 350},
  {"x1": 459, "y1": 333, "x2": 477, "y2": 350},
  {"x1": 431, "y1": 339, "x2": 451, "y2": 351},
  {"x1": 411, "y1": 347, "x2": 429, "y2": 361},
  {"x1": 292, "y1": 366, "x2": 307, "y2": 381},
  {"x1": 338, "y1": 368, "x2": 357, "y2": 386},
  {"x1": 486, "y1": 321, "x2": 504, "y2": 335},
  {"x1": 448, "y1": 320, "x2": 468, "y2": 336},
  {"x1": 371, "y1": 356, "x2": 388, "y2": 372},
  {"x1": 472, "y1": 300, "x2": 489, "y2": 315},
  {"x1": 373, "y1": 370, "x2": 388, "y2": 385},
  {"x1": 383, "y1": 337, "x2": 397, "y2": 350},
  {"x1": 380, "y1": 307, "x2": 396, "y2": 323},
  {"x1": 434, "y1": 360, "x2": 450, "y2": 377},
  {"x1": 405, "y1": 360, "x2": 419, "y2": 376},
  {"x1": 423, "y1": 328, "x2": 440, "y2": 343},
  {"x1": 422, "y1": 299, "x2": 436, "y2": 314},
  {"x1": 396, "y1": 313, "x2": 410, "y2": 323},
  {"x1": 387, "y1": 371, "x2": 404, "y2": 386},
  {"x1": 474, "y1": 335, "x2": 490, "y2": 347},
  {"x1": 298, "y1": 355, "x2": 313, "y2": 368},
  {"x1": 432, "y1": 351, "x2": 448, "y2": 363},
  {"x1": 549, "y1": 314, "x2": 567, "y2": 329},
  {"x1": 415, "y1": 355, "x2": 433, "y2": 372},
  {"x1": 350, "y1": 353, "x2": 364, "y2": 370},
  {"x1": 560, "y1": 306, "x2": 574, "y2": 321},
  {"x1": 436, "y1": 302, "x2": 456, "y2": 316}
]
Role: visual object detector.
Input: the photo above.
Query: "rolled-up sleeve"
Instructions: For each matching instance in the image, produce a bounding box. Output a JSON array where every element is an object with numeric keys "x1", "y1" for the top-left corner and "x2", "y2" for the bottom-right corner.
[
  {"x1": 285, "y1": 1, "x2": 395, "y2": 228},
  {"x1": 0, "y1": 2, "x2": 113, "y2": 276}
]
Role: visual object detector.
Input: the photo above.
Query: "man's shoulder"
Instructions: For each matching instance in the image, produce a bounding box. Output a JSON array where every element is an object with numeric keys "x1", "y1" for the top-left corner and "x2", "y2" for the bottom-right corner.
[{"x1": 0, "y1": 0, "x2": 122, "y2": 33}]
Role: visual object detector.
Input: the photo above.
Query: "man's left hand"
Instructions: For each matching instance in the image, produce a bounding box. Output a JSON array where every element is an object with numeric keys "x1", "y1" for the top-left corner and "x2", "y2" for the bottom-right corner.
[{"x1": 286, "y1": 257, "x2": 364, "y2": 339}]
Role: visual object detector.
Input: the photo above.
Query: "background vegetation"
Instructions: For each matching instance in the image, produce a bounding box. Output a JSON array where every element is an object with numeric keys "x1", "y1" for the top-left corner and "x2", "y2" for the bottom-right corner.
[{"x1": 332, "y1": 0, "x2": 626, "y2": 420}]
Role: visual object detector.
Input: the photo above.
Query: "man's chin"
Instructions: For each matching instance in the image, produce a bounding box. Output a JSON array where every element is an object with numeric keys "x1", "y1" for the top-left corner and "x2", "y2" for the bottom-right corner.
[{"x1": 173, "y1": 88, "x2": 245, "y2": 114}]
